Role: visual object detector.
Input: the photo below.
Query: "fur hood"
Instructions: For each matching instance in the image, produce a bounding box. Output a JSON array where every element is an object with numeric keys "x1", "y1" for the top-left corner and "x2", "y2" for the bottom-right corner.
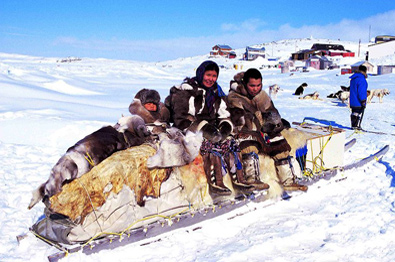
[
  {"x1": 134, "y1": 89, "x2": 161, "y2": 106},
  {"x1": 227, "y1": 72, "x2": 280, "y2": 132},
  {"x1": 230, "y1": 72, "x2": 250, "y2": 97}
]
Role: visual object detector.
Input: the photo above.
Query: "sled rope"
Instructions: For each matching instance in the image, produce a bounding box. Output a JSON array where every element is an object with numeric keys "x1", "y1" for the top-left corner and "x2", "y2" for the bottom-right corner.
[
  {"x1": 30, "y1": 229, "x2": 70, "y2": 257},
  {"x1": 80, "y1": 207, "x2": 192, "y2": 249},
  {"x1": 302, "y1": 127, "x2": 334, "y2": 177},
  {"x1": 84, "y1": 152, "x2": 95, "y2": 167},
  {"x1": 76, "y1": 179, "x2": 104, "y2": 233}
]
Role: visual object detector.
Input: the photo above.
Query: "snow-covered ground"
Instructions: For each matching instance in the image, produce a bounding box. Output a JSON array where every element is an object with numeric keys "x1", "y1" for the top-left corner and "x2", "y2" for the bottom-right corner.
[{"x1": 1, "y1": 38, "x2": 395, "y2": 262}]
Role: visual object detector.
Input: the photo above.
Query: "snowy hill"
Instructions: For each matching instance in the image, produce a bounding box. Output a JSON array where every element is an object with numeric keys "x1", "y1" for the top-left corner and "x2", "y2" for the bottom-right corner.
[{"x1": 1, "y1": 38, "x2": 395, "y2": 262}]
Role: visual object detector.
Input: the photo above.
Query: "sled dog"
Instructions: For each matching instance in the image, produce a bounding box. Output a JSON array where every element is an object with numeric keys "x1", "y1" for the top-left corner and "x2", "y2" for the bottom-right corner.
[
  {"x1": 299, "y1": 91, "x2": 321, "y2": 100},
  {"x1": 367, "y1": 88, "x2": 390, "y2": 103},
  {"x1": 294, "y1": 83, "x2": 307, "y2": 95},
  {"x1": 269, "y1": 84, "x2": 280, "y2": 98}
]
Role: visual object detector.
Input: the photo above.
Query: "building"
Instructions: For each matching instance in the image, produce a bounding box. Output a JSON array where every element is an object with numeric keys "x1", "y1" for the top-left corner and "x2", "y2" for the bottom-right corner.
[
  {"x1": 244, "y1": 46, "x2": 265, "y2": 61},
  {"x1": 375, "y1": 35, "x2": 395, "y2": 44},
  {"x1": 292, "y1": 43, "x2": 354, "y2": 61},
  {"x1": 291, "y1": 49, "x2": 316, "y2": 61},
  {"x1": 305, "y1": 56, "x2": 332, "y2": 70},
  {"x1": 210, "y1": 45, "x2": 236, "y2": 58},
  {"x1": 350, "y1": 61, "x2": 375, "y2": 74},
  {"x1": 377, "y1": 65, "x2": 395, "y2": 75},
  {"x1": 368, "y1": 39, "x2": 395, "y2": 60}
]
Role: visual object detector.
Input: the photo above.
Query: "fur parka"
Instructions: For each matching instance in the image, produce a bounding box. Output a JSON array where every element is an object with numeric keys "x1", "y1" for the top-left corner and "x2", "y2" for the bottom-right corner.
[
  {"x1": 165, "y1": 77, "x2": 232, "y2": 133},
  {"x1": 129, "y1": 89, "x2": 170, "y2": 133},
  {"x1": 227, "y1": 72, "x2": 282, "y2": 134}
]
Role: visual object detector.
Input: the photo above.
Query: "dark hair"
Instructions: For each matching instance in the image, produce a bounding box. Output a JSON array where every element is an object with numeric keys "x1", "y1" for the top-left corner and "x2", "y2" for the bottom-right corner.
[
  {"x1": 358, "y1": 65, "x2": 367, "y2": 73},
  {"x1": 243, "y1": 68, "x2": 262, "y2": 85}
]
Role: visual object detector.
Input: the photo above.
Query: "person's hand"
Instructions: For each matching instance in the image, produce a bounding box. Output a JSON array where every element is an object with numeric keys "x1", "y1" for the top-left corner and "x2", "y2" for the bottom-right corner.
[
  {"x1": 361, "y1": 100, "x2": 366, "y2": 109},
  {"x1": 201, "y1": 123, "x2": 221, "y2": 143}
]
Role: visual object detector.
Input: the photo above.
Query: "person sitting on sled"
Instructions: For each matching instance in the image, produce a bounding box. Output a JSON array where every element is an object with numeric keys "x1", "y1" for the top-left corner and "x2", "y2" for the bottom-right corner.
[
  {"x1": 129, "y1": 88, "x2": 170, "y2": 134},
  {"x1": 165, "y1": 60, "x2": 268, "y2": 196},
  {"x1": 349, "y1": 65, "x2": 368, "y2": 130},
  {"x1": 227, "y1": 68, "x2": 307, "y2": 191}
]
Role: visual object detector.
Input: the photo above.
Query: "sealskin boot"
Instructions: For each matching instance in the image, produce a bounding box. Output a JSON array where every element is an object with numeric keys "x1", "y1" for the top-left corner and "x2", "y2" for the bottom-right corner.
[
  {"x1": 225, "y1": 153, "x2": 255, "y2": 193},
  {"x1": 202, "y1": 153, "x2": 232, "y2": 196},
  {"x1": 275, "y1": 157, "x2": 308, "y2": 192},
  {"x1": 241, "y1": 153, "x2": 270, "y2": 191}
]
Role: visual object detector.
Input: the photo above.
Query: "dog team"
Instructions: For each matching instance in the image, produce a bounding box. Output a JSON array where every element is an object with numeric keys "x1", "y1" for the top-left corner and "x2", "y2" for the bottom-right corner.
[{"x1": 29, "y1": 62, "x2": 389, "y2": 208}]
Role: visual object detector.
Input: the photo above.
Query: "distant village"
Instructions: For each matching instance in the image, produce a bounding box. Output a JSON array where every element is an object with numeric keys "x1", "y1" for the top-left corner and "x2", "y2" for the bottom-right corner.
[{"x1": 209, "y1": 35, "x2": 395, "y2": 75}]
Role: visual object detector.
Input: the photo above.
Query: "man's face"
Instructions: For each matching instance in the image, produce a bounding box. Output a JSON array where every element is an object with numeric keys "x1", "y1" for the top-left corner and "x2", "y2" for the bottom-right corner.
[
  {"x1": 202, "y1": 70, "x2": 218, "y2": 88},
  {"x1": 246, "y1": 78, "x2": 262, "y2": 97}
]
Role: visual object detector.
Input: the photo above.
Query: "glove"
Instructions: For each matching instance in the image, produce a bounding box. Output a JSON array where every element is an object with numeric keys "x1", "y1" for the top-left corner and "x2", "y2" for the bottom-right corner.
[
  {"x1": 361, "y1": 100, "x2": 366, "y2": 109},
  {"x1": 218, "y1": 121, "x2": 232, "y2": 141},
  {"x1": 201, "y1": 123, "x2": 222, "y2": 143}
]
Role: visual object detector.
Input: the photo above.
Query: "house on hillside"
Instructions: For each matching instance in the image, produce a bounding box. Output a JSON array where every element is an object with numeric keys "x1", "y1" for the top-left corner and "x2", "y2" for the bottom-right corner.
[
  {"x1": 291, "y1": 49, "x2": 316, "y2": 61},
  {"x1": 244, "y1": 46, "x2": 266, "y2": 61},
  {"x1": 210, "y1": 45, "x2": 236, "y2": 58},
  {"x1": 368, "y1": 38, "x2": 395, "y2": 60},
  {"x1": 351, "y1": 61, "x2": 374, "y2": 74},
  {"x1": 311, "y1": 43, "x2": 355, "y2": 57},
  {"x1": 292, "y1": 43, "x2": 354, "y2": 61},
  {"x1": 305, "y1": 56, "x2": 332, "y2": 70}
]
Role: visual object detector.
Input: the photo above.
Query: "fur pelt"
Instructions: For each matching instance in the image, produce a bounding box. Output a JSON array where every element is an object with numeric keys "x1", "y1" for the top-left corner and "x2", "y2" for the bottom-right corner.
[
  {"x1": 147, "y1": 128, "x2": 204, "y2": 168},
  {"x1": 28, "y1": 115, "x2": 150, "y2": 209}
]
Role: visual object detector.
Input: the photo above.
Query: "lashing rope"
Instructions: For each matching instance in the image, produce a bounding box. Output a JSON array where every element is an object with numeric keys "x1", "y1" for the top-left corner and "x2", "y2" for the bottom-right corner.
[{"x1": 84, "y1": 152, "x2": 95, "y2": 167}]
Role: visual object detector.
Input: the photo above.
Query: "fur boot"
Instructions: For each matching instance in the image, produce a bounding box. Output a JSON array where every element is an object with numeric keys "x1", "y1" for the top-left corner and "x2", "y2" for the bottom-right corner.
[
  {"x1": 224, "y1": 152, "x2": 255, "y2": 193},
  {"x1": 241, "y1": 152, "x2": 270, "y2": 190},
  {"x1": 274, "y1": 156, "x2": 307, "y2": 191},
  {"x1": 202, "y1": 153, "x2": 232, "y2": 196}
]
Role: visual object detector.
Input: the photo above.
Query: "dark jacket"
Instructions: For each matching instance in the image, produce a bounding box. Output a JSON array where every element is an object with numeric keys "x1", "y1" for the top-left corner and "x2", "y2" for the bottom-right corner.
[{"x1": 349, "y1": 72, "x2": 368, "y2": 108}]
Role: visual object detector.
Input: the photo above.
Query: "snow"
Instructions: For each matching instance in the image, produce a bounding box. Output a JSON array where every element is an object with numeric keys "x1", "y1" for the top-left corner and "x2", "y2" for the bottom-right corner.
[{"x1": 1, "y1": 38, "x2": 395, "y2": 262}]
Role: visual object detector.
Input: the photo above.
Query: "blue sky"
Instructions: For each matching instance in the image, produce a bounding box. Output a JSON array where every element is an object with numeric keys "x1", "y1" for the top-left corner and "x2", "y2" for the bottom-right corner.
[{"x1": 1, "y1": 0, "x2": 395, "y2": 61}]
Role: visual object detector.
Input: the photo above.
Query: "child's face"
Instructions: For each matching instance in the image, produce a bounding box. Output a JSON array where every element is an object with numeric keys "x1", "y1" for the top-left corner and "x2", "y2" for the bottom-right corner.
[{"x1": 144, "y1": 102, "x2": 157, "y2": 112}]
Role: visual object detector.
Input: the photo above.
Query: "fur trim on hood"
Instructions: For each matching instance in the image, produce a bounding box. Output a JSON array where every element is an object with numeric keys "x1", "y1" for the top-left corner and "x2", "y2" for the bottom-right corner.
[
  {"x1": 230, "y1": 72, "x2": 250, "y2": 97},
  {"x1": 134, "y1": 89, "x2": 161, "y2": 106}
]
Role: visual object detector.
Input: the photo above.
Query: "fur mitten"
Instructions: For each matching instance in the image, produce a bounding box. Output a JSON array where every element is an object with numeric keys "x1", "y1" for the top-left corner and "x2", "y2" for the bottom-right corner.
[
  {"x1": 201, "y1": 123, "x2": 221, "y2": 143},
  {"x1": 218, "y1": 121, "x2": 232, "y2": 141}
]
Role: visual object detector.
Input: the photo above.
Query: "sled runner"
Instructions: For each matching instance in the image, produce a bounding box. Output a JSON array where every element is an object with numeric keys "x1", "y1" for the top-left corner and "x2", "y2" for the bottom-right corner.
[{"x1": 24, "y1": 123, "x2": 388, "y2": 262}]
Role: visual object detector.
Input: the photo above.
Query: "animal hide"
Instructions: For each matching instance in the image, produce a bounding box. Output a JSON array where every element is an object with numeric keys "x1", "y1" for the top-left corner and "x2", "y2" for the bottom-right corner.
[
  {"x1": 28, "y1": 115, "x2": 150, "y2": 209},
  {"x1": 48, "y1": 144, "x2": 169, "y2": 222},
  {"x1": 147, "y1": 128, "x2": 203, "y2": 168}
]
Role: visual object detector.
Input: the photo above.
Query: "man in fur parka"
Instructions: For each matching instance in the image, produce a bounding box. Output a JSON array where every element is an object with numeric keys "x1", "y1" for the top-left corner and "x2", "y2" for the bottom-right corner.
[
  {"x1": 165, "y1": 61, "x2": 267, "y2": 195},
  {"x1": 227, "y1": 68, "x2": 307, "y2": 191},
  {"x1": 129, "y1": 88, "x2": 170, "y2": 134}
]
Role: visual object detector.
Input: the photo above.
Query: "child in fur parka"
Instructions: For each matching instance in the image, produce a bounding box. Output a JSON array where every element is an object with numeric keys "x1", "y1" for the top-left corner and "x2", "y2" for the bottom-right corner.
[
  {"x1": 227, "y1": 68, "x2": 307, "y2": 192},
  {"x1": 129, "y1": 88, "x2": 170, "y2": 134}
]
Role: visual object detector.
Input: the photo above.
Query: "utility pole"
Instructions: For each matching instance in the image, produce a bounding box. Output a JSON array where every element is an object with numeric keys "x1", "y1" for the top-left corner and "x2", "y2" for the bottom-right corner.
[
  {"x1": 358, "y1": 39, "x2": 361, "y2": 57},
  {"x1": 369, "y1": 25, "x2": 371, "y2": 42}
]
